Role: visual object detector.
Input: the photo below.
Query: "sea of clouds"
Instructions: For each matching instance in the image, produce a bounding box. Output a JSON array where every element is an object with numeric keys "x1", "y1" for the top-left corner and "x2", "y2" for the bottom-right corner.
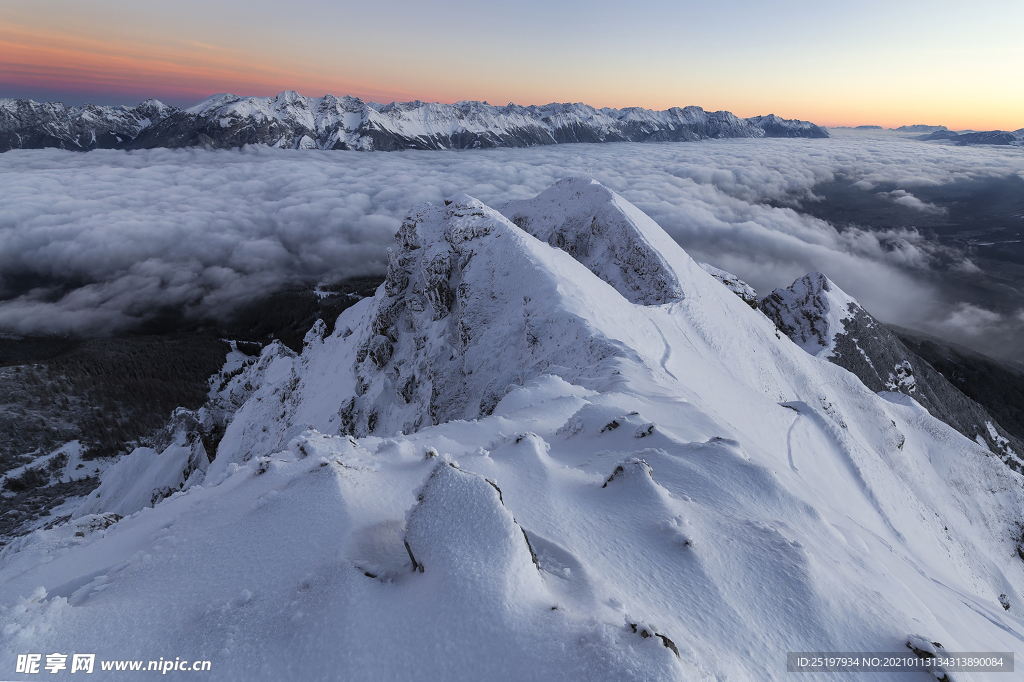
[{"x1": 2, "y1": 130, "x2": 1022, "y2": 359}]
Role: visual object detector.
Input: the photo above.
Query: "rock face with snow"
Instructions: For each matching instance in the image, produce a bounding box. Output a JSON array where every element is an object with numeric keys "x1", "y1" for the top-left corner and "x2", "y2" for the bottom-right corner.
[
  {"x1": 0, "y1": 92, "x2": 829, "y2": 152},
  {"x1": 210, "y1": 178, "x2": 699, "y2": 456},
  {"x1": 762, "y1": 272, "x2": 1024, "y2": 468},
  {"x1": 897, "y1": 124, "x2": 948, "y2": 133},
  {"x1": 952, "y1": 129, "x2": 1024, "y2": 146},
  {"x1": 498, "y1": 178, "x2": 686, "y2": 305},
  {"x1": 745, "y1": 114, "x2": 829, "y2": 138},
  {"x1": 3, "y1": 180, "x2": 1024, "y2": 682},
  {"x1": 0, "y1": 99, "x2": 176, "y2": 152},
  {"x1": 759, "y1": 272, "x2": 860, "y2": 356},
  {"x1": 698, "y1": 263, "x2": 757, "y2": 308}
]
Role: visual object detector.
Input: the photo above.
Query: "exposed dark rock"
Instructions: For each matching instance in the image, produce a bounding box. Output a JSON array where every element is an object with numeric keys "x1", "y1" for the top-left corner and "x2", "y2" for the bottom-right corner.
[
  {"x1": 634, "y1": 424, "x2": 655, "y2": 438},
  {"x1": 602, "y1": 459, "x2": 653, "y2": 488},
  {"x1": 368, "y1": 336, "x2": 394, "y2": 369},
  {"x1": 699, "y1": 263, "x2": 758, "y2": 308},
  {"x1": 628, "y1": 623, "x2": 680, "y2": 657},
  {"x1": 893, "y1": 326, "x2": 1024, "y2": 447}
]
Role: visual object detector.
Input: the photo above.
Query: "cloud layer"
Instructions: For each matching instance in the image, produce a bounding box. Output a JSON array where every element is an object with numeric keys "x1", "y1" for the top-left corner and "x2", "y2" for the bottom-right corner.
[{"x1": 2, "y1": 130, "x2": 1022, "y2": 359}]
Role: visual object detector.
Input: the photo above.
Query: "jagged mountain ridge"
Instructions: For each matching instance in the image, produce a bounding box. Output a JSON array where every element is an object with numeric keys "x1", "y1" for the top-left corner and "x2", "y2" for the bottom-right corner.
[
  {"x1": 0, "y1": 91, "x2": 829, "y2": 152},
  {"x1": 0, "y1": 99, "x2": 172, "y2": 152},
  {"x1": 761, "y1": 271, "x2": 1024, "y2": 469}
]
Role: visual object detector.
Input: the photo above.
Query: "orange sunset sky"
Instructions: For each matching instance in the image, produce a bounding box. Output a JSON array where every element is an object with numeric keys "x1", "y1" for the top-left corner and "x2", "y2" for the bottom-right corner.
[{"x1": 2, "y1": 0, "x2": 1022, "y2": 130}]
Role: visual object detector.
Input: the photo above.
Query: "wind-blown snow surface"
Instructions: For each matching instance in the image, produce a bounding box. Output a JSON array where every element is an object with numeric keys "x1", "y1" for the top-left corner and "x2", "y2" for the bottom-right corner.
[{"x1": 2, "y1": 180, "x2": 1023, "y2": 681}]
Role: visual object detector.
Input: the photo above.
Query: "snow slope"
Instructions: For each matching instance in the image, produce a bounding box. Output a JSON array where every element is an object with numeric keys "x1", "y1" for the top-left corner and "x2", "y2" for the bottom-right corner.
[{"x1": 1, "y1": 180, "x2": 1022, "y2": 681}]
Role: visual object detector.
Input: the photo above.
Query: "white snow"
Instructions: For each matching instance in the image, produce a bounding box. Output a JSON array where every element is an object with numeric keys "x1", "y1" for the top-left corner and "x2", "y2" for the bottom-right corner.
[
  {"x1": 71, "y1": 437, "x2": 200, "y2": 520},
  {"x1": 1, "y1": 181, "x2": 1023, "y2": 681}
]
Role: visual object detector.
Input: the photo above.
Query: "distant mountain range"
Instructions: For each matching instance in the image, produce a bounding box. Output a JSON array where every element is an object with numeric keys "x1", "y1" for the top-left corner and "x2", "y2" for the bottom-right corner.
[
  {"x1": 0, "y1": 91, "x2": 829, "y2": 152},
  {"x1": 918, "y1": 128, "x2": 1024, "y2": 146},
  {"x1": 836, "y1": 123, "x2": 1023, "y2": 145},
  {"x1": 895, "y1": 124, "x2": 948, "y2": 133}
]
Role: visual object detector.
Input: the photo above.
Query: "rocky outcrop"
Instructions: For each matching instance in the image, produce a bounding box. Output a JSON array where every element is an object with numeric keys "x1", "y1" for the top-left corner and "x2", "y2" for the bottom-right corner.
[
  {"x1": 699, "y1": 263, "x2": 757, "y2": 308},
  {"x1": 345, "y1": 193, "x2": 633, "y2": 436},
  {"x1": 763, "y1": 272, "x2": 1024, "y2": 469}
]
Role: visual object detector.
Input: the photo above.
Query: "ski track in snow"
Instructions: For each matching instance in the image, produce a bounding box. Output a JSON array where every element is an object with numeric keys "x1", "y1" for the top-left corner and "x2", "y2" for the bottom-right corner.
[
  {"x1": 785, "y1": 415, "x2": 800, "y2": 473},
  {"x1": 651, "y1": 313, "x2": 679, "y2": 382}
]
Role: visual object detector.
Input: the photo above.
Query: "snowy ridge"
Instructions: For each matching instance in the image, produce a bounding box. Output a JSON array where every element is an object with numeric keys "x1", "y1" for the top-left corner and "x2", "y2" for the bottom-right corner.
[
  {"x1": 210, "y1": 186, "x2": 663, "y2": 463},
  {"x1": 497, "y1": 178, "x2": 688, "y2": 305},
  {"x1": 698, "y1": 263, "x2": 758, "y2": 308},
  {"x1": 2, "y1": 182, "x2": 1024, "y2": 681},
  {"x1": 1, "y1": 92, "x2": 828, "y2": 152}
]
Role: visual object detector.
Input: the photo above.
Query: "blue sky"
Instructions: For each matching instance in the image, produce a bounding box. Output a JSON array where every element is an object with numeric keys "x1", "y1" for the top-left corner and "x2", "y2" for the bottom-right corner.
[{"x1": 1, "y1": 0, "x2": 1021, "y2": 128}]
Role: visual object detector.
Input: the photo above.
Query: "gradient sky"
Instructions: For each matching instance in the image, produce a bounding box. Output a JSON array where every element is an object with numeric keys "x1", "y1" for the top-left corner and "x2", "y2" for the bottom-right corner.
[{"x1": 2, "y1": 0, "x2": 1022, "y2": 130}]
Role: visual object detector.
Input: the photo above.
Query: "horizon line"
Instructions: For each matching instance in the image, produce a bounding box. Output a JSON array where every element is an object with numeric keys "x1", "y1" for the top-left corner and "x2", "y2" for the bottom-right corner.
[{"x1": 5, "y1": 89, "x2": 1019, "y2": 132}]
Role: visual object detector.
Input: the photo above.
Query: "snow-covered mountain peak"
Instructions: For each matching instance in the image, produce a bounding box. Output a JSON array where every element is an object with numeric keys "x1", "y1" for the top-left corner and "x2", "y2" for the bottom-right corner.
[
  {"x1": 0, "y1": 98, "x2": 180, "y2": 151},
  {"x1": 759, "y1": 271, "x2": 860, "y2": 356},
  {"x1": 496, "y1": 177, "x2": 689, "y2": 305},
  {"x1": 346, "y1": 188, "x2": 648, "y2": 434},
  {"x1": 186, "y1": 93, "x2": 243, "y2": 115},
  {"x1": 206, "y1": 178, "x2": 796, "y2": 469},
  {"x1": 209, "y1": 185, "x2": 670, "y2": 466}
]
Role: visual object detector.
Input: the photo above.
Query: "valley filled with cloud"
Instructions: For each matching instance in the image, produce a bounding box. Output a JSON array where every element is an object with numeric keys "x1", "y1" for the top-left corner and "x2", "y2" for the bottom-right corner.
[{"x1": 2, "y1": 130, "x2": 1022, "y2": 359}]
